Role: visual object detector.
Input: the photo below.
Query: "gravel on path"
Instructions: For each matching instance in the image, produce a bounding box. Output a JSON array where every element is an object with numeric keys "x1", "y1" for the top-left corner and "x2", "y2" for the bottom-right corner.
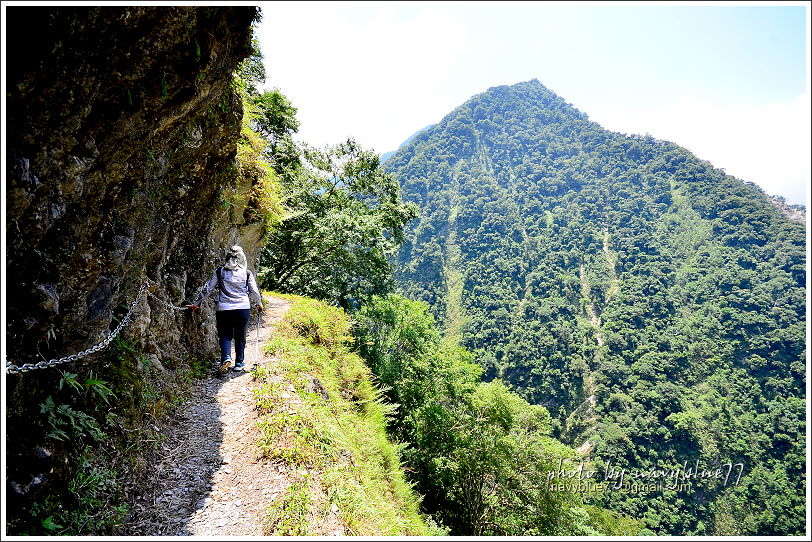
[{"x1": 123, "y1": 296, "x2": 293, "y2": 536}]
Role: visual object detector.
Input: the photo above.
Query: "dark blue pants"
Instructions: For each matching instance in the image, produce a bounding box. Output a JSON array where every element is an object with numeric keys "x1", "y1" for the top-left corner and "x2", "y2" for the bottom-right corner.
[{"x1": 216, "y1": 309, "x2": 250, "y2": 364}]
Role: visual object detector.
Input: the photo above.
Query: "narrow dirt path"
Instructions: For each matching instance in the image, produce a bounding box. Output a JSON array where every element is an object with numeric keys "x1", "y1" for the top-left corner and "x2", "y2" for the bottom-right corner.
[{"x1": 123, "y1": 295, "x2": 291, "y2": 536}]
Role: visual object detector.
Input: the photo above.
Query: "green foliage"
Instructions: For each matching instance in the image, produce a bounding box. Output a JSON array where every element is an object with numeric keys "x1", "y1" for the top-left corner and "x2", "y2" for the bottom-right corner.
[
  {"x1": 236, "y1": 32, "x2": 266, "y2": 96},
  {"x1": 30, "y1": 449, "x2": 128, "y2": 535},
  {"x1": 248, "y1": 87, "x2": 302, "y2": 174},
  {"x1": 38, "y1": 371, "x2": 119, "y2": 442},
  {"x1": 20, "y1": 335, "x2": 214, "y2": 535},
  {"x1": 583, "y1": 505, "x2": 650, "y2": 535},
  {"x1": 231, "y1": 63, "x2": 284, "y2": 232},
  {"x1": 182, "y1": 355, "x2": 211, "y2": 382},
  {"x1": 252, "y1": 89, "x2": 300, "y2": 147},
  {"x1": 383, "y1": 79, "x2": 806, "y2": 535},
  {"x1": 61, "y1": 451, "x2": 128, "y2": 533},
  {"x1": 59, "y1": 371, "x2": 116, "y2": 405},
  {"x1": 254, "y1": 294, "x2": 437, "y2": 535},
  {"x1": 40, "y1": 396, "x2": 107, "y2": 442},
  {"x1": 264, "y1": 478, "x2": 312, "y2": 535},
  {"x1": 353, "y1": 293, "x2": 638, "y2": 535},
  {"x1": 258, "y1": 139, "x2": 418, "y2": 308},
  {"x1": 237, "y1": 29, "x2": 414, "y2": 309}
]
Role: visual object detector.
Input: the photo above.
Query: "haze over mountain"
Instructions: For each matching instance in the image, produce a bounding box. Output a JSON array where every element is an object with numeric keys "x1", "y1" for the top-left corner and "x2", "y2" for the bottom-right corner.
[
  {"x1": 380, "y1": 124, "x2": 435, "y2": 164},
  {"x1": 383, "y1": 79, "x2": 806, "y2": 535}
]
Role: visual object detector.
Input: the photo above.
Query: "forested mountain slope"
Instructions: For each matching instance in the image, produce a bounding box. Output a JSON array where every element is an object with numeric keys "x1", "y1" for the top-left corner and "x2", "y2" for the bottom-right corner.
[{"x1": 383, "y1": 79, "x2": 806, "y2": 535}]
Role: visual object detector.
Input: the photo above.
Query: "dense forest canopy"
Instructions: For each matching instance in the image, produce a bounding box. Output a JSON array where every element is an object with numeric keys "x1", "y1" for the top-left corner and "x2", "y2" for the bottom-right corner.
[
  {"x1": 245, "y1": 65, "x2": 645, "y2": 532},
  {"x1": 383, "y1": 79, "x2": 806, "y2": 535},
  {"x1": 5, "y1": 5, "x2": 805, "y2": 535},
  {"x1": 250, "y1": 72, "x2": 636, "y2": 535}
]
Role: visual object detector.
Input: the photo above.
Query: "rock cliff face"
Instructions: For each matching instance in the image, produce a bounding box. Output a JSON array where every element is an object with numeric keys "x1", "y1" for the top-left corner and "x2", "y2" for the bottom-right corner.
[
  {"x1": 5, "y1": 6, "x2": 260, "y2": 532},
  {"x1": 7, "y1": 6, "x2": 258, "y2": 367}
]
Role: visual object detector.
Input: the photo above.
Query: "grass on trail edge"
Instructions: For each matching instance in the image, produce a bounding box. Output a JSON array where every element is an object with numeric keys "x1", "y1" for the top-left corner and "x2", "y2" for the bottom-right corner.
[{"x1": 252, "y1": 293, "x2": 445, "y2": 536}]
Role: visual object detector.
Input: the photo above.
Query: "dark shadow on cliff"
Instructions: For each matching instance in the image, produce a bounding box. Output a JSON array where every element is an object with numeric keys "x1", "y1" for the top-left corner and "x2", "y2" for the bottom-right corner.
[{"x1": 3, "y1": 5, "x2": 261, "y2": 534}]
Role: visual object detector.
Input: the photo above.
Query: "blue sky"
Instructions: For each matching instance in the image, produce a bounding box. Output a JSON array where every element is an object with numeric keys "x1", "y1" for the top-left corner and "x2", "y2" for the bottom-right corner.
[{"x1": 256, "y1": 1, "x2": 809, "y2": 204}]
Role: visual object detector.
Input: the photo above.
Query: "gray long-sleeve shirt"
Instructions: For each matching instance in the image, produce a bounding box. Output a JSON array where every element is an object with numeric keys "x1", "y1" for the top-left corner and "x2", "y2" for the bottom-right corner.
[{"x1": 196, "y1": 267, "x2": 262, "y2": 311}]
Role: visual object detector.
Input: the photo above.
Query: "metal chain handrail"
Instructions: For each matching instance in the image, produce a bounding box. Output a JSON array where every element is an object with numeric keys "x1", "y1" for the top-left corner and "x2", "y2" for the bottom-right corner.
[
  {"x1": 144, "y1": 276, "x2": 210, "y2": 311},
  {"x1": 6, "y1": 283, "x2": 149, "y2": 375},
  {"x1": 5, "y1": 276, "x2": 208, "y2": 375},
  {"x1": 146, "y1": 290, "x2": 189, "y2": 312}
]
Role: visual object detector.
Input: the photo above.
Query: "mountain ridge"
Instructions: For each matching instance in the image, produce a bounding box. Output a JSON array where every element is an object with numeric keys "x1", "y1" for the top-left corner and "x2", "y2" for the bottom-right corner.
[
  {"x1": 380, "y1": 123, "x2": 436, "y2": 164},
  {"x1": 383, "y1": 78, "x2": 806, "y2": 535}
]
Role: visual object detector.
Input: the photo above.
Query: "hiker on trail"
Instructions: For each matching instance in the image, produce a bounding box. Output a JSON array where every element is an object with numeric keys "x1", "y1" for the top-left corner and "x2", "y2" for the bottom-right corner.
[{"x1": 185, "y1": 245, "x2": 263, "y2": 373}]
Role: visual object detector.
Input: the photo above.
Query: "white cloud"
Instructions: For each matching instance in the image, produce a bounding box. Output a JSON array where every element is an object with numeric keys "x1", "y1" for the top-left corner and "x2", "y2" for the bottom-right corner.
[
  {"x1": 589, "y1": 93, "x2": 810, "y2": 205},
  {"x1": 256, "y1": 4, "x2": 472, "y2": 154}
]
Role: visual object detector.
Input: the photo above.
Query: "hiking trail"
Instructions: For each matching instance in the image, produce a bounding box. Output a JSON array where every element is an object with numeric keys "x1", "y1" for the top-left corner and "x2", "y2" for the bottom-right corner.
[{"x1": 123, "y1": 295, "x2": 304, "y2": 536}]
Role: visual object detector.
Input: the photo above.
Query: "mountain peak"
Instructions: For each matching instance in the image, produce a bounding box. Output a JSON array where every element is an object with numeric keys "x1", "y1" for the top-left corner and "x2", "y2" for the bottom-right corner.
[
  {"x1": 384, "y1": 78, "x2": 805, "y2": 536},
  {"x1": 471, "y1": 78, "x2": 589, "y2": 118},
  {"x1": 384, "y1": 78, "x2": 591, "y2": 169}
]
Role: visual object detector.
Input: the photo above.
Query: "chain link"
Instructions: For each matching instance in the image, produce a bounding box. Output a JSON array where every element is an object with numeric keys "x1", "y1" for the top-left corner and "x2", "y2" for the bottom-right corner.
[
  {"x1": 146, "y1": 290, "x2": 188, "y2": 312},
  {"x1": 5, "y1": 274, "x2": 215, "y2": 375},
  {"x1": 6, "y1": 280, "x2": 189, "y2": 375},
  {"x1": 144, "y1": 276, "x2": 209, "y2": 312}
]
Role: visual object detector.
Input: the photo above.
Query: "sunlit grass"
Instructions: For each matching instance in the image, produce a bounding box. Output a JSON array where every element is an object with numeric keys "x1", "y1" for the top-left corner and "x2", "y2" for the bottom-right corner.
[{"x1": 253, "y1": 294, "x2": 438, "y2": 535}]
